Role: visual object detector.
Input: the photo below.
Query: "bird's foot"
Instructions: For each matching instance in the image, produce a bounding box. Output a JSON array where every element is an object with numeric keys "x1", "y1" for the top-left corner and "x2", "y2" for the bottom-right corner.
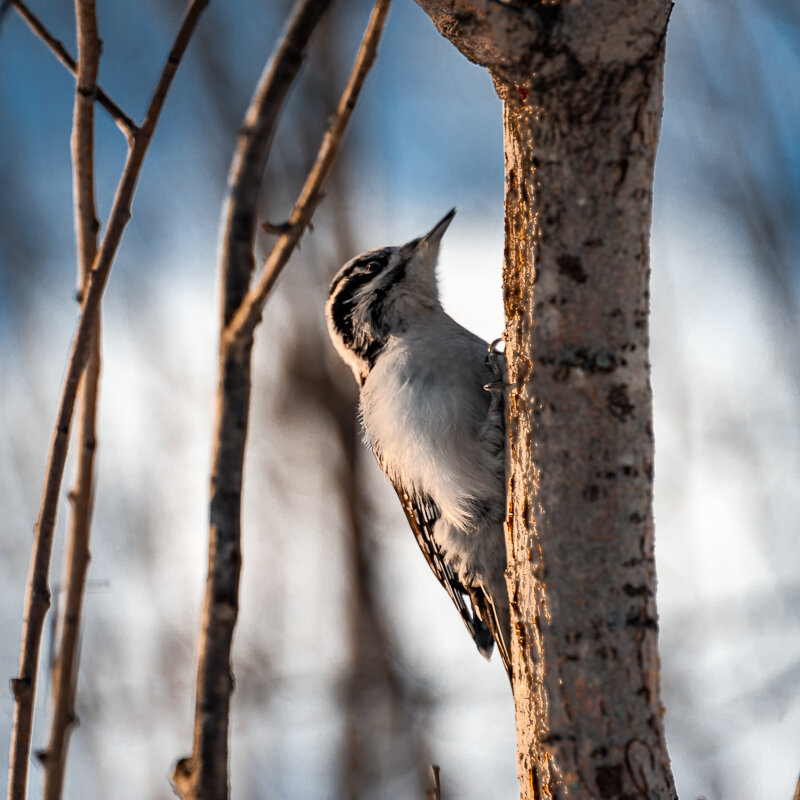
[{"x1": 484, "y1": 338, "x2": 507, "y2": 393}]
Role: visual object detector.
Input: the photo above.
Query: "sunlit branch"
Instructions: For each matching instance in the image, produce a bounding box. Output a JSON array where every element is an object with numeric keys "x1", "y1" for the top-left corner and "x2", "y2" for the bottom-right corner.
[
  {"x1": 170, "y1": 0, "x2": 336, "y2": 795},
  {"x1": 171, "y1": 1, "x2": 390, "y2": 797},
  {"x1": 224, "y1": 0, "x2": 392, "y2": 346},
  {"x1": 39, "y1": 1, "x2": 102, "y2": 797},
  {"x1": 8, "y1": 4, "x2": 209, "y2": 799}
]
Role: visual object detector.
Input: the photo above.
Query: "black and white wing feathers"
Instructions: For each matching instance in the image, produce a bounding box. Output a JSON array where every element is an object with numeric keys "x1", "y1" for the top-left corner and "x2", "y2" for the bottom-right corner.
[
  {"x1": 392, "y1": 485, "x2": 496, "y2": 661},
  {"x1": 464, "y1": 582, "x2": 511, "y2": 678}
]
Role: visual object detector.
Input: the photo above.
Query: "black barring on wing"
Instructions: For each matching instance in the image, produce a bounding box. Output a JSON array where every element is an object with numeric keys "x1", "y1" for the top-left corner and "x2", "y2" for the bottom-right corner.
[{"x1": 392, "y1": 485, "x2": 495, "y2": 659}]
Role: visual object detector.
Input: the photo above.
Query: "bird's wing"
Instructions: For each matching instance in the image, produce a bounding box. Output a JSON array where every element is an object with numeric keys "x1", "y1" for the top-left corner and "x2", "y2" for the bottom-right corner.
[
  {"x1": 464, "y1": 583, "x2": 511, "y2": 679},
  {"x1": 392, "y1": 484, "x2": 496, "y2": 660}
]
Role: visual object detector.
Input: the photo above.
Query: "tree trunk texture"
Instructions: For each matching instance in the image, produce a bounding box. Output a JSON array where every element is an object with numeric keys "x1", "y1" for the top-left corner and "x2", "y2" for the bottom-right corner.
[{"x1": 413, "y1": 2, "x2": 676, "y2": 798}]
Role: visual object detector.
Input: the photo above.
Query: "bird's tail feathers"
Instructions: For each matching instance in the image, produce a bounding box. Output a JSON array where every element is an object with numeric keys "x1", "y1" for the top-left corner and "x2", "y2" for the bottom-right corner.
[{"x1": 466, "y1": 585, "x2": 512, "y2": 682}]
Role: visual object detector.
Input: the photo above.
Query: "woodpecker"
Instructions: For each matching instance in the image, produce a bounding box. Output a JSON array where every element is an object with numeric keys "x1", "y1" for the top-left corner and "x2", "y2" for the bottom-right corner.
[{"x1": 325, "y1": 209, "x2": 511, "y2": 676}]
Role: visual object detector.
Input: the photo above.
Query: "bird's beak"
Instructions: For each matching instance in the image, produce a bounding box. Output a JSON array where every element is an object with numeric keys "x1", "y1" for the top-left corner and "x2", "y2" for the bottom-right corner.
[
  {"x1": 401, "y1": 208, "x2": 455, "y2": 301},
  {"x1": 420, "y1": 207, "x2": 456, "y2": 246}
]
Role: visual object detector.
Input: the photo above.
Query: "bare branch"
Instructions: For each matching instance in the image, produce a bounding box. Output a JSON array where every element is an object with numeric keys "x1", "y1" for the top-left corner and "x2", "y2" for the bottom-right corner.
[
  {"x1": 171, "y1": 1, "x2": 335, "y2": 797},
  {"x1": 40, "y1": 1, "x2": 102, "y2": 797},
  {"x1": 217, "y1": 0, "x2": 335, "y2": 331},
  {"x1": 40, "y1": 330, "x2": 100, "y2": 800},
  {"x1": 224, "y1": 0, "x2": 392, "y2": 345},
  {"x1": 70, "y1": 0, "x2": 101, "y2": 290},
  {"x1": 8, "y1": 4, "x2": 208, "y2": 798},
  {"x1": 426, "y1": 764, "x2": 442, "y2": 800},
  {"x1": 7, "y1": 0, "x2": 137, "y2": 139},
  {"x1": 172, "y1": 2, "x2": 390, "y2": 797}
]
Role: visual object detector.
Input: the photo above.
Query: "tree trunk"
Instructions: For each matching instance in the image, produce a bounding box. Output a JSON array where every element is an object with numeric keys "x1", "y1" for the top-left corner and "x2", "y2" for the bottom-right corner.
[{"x1": 413, "y1": 2, "x2": 676, "y2": 797}]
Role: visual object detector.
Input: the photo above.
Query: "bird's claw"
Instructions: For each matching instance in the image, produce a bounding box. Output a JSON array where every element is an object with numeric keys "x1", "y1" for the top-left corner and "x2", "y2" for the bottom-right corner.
[{"x1": 485, "y1": 338, "x2": 507, "y2": 393}]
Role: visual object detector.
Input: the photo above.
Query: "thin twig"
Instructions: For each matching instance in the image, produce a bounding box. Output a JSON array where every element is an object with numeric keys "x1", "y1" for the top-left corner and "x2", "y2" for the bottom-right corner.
[
  {"x1": 40, "y1": 1, "x2": 102, "y2": 797},
  {"x1": 224, "y1": 0, "x2": 392, "y2": 346},
  {"x1": 70, "y1": 0, "x2": 101, "y2": 299},
  {"x1": 218, "y1": 0, "x2": 335, "y2": 331},
  {"x1": 427, "y1": 764, "x2": 442, "y2": 800},
  {"x1": 8, "y1": 4, "x2": 208, "y2": 799},
  {"x1": 7, "y1": 0, "x2": 137, "y2": 139},
  {"x1": 793, "y1": 772, "x2": 800, "y2": 800},
  {"x1": 170, "y1": 2, "x2": 336, "y2": 797},
  {"x1": 39, "y1": 331, "x2": 100, "y2": 798}
]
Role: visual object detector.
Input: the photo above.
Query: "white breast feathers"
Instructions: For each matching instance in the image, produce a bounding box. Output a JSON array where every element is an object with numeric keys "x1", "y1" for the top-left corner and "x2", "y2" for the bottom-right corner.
[{"x1": 360, "y1": 322, "x2": 501, "y2": 533}]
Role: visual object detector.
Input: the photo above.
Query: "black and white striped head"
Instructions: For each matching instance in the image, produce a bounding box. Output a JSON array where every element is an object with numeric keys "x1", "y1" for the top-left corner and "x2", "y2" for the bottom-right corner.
[{"x1": 326, "y1": 208, "x2": 455, "y2": 384}]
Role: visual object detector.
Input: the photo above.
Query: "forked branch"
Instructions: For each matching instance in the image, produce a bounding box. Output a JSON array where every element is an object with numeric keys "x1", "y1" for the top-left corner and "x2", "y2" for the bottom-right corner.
[
  {"x1": 225, "y1": 0, "x2": 392, "y2": 345},
  {"x1": 171, "y1": 1, "x2": 390, "y2": 797},
  {"x1": 8, "y1": 4, "x2": 208, "y2": 799},
  {"x1": 7, "y1": 0, "x2": 136, "y2": 138},
  {"x1": 171, "y1": 0, "x2": 337, "y2": 796}
]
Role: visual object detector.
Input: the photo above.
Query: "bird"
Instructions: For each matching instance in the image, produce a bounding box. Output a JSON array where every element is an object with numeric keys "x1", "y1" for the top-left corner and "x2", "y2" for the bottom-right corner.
[{"x1": 325, "y1": 208, "x2": 511, "y2": 676}]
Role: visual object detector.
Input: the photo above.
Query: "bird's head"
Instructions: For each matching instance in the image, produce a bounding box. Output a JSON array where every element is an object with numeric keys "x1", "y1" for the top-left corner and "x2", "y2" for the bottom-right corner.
[{"x1": 325, "y1": 208, "x2": 455, "y2": 384}]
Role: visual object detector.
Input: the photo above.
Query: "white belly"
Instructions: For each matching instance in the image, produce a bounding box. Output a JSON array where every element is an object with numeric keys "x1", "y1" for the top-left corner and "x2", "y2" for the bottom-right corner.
[{"x1": 360, "y1": 335, "x2": 496, "y2": 531}]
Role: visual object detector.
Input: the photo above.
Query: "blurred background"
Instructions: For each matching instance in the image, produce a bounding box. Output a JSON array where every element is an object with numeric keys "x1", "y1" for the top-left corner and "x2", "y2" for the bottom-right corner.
[{"x1": 1, "y1": 0, "x2": 799, "y2": 798}]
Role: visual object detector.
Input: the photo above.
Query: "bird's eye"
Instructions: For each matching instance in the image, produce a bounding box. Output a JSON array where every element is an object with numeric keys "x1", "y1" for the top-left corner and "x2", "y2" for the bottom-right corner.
[{"x1": 364, "y1": 261, "x2": 380, "y2": 274}]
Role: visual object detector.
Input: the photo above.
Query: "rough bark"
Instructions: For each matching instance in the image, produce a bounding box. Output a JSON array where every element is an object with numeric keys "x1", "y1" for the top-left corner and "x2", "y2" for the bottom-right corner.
[{"x1": 413, "y1": 2, "x2": 676, "y2": 798}]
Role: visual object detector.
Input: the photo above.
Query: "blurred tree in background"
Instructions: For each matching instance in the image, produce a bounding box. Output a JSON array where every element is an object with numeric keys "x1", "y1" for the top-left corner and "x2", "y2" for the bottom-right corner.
[{"x1": 0, "y1": 0, "x2": 799, "y2": 798}]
